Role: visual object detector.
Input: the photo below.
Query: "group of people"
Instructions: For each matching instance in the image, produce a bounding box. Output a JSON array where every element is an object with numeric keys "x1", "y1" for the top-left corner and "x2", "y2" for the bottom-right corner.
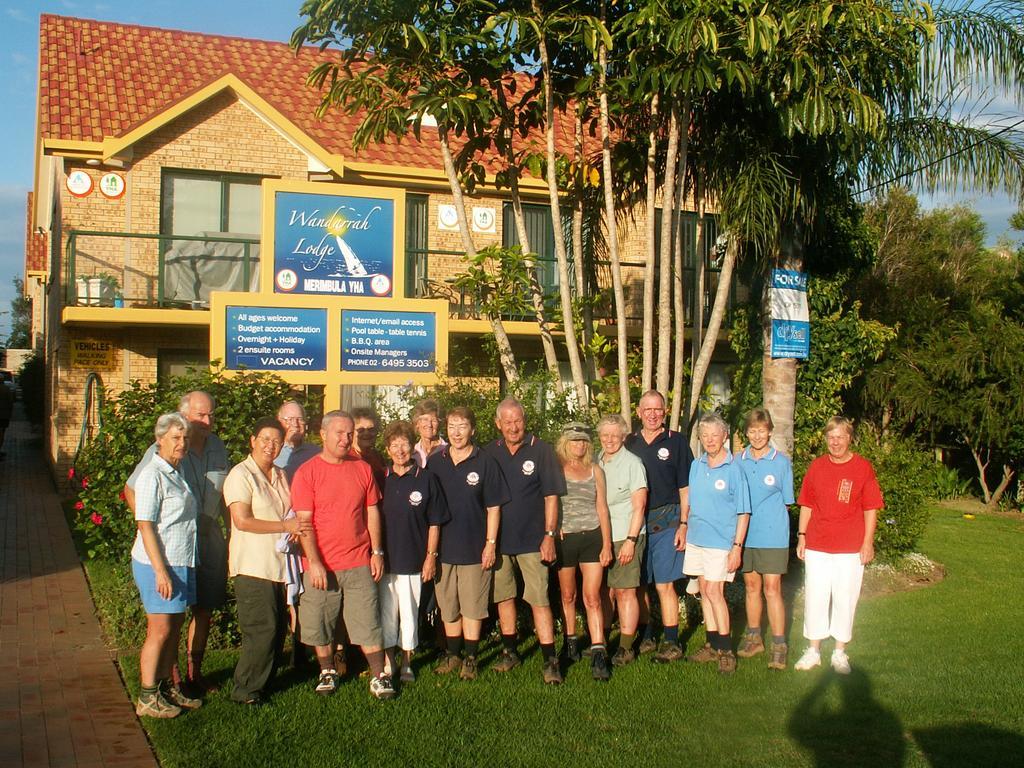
[{"x1": 126, "y1": 387, "x2": 883, "y2": 718}]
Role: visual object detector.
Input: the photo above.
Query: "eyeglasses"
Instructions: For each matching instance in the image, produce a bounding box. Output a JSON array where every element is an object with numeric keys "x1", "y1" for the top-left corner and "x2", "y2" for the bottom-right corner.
[{"x1": 282, "y1": 417, "x2": 306, "y2": 424}]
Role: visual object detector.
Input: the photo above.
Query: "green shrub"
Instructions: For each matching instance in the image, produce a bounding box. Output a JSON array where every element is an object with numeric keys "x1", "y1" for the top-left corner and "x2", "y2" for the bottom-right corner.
[
  {"x1": 925, "y1": 463, "x2": 972, "y2": 501},
  {"x1": 851, "y1": 431, "x2": 934, "y2": 558}
]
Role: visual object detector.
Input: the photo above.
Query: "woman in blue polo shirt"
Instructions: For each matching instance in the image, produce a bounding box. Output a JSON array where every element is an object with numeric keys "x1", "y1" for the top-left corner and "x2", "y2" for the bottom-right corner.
[
  {"x1": 378, "y1": 420, "x2": 450, "y2": 683},
  {"x1": 736, "y1": 408, "x2": 795, "y2": 670},
  {"x1": 681, "y1": 412, "x2": 751, "y2": 675}
]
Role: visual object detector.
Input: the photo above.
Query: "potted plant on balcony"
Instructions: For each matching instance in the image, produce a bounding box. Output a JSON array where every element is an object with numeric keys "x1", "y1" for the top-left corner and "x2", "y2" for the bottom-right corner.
[{"x1": 76, "y1": 273, "x2": 119, "y2": 306}]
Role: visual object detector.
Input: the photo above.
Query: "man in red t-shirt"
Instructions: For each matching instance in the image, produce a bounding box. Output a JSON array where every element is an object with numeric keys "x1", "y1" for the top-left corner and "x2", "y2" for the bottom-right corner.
[
  {"x1": 292, "y1": 410, "x2": 394, "y2": 699},
  {"x1": 793, "y1": 416, "x2": 884, "y2": 675}
]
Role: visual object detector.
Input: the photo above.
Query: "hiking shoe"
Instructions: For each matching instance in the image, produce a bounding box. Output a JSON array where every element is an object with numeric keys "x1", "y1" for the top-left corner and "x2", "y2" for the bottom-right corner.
[
  {"x1": 400, "y1": 665, "x2": 415, "y2": 684},
  {"x1": 794, "y1": 647, "x2": 822, "y2": 671},
  {"x1": 492, "y1": 648, "x2": 522, "y2": 673},
  {"x1": 162, "y1": 682, "x2": 202, "y2": 710},
  {"x1": 459, "y1": 656, "x2": 478, "y2": 681},
  {"x1": 638, "y1": 637, "x2": 658, "y2": 655},
  {"x1": 718, "y1": 649, "x2": 737, "y2": 675},
  {"x1": 610, "y1": 646, "x2": 635, "y2": 667},
  {"x1": 562, "y1": 636, "x2": 582, "y2": 663},
  {"x1": 369, "y1": 673, "x2": 396, "y2": 700},
  {"x1": 542, "y1": 657, "x2": 563, "y2": 685},
  {"x1": 652, "y1": 642, "x2": 685, "y2": 664},
  {"x1": 768, "y1": 642, "x2": 788, "y2": 670},
  {"x1": 315, "y1": 669, "x2": 340, "y2": 694},
  {"x1": 434, "y1": 653, "x2": 463, "y2": 675},
  {"x1": 737, "y1": 633, "x2": 765, "y2": 658},
  {"x1": 591, "y1": 649, "x2": 610, "y2": 681},
  {"x1": 136, "y1": 691, "x2": 181, "y2": 719},
  {"x1": 686, "y1": 643, "x2": 718, "y2": 664},
  {"x1": 831, "y1": 649, "x2": 851, "y2": 675}
]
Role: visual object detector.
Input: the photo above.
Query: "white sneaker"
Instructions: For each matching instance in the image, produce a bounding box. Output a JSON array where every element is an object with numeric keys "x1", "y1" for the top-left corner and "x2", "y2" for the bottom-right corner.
[
  {"x1": 794, "y1": 647, "x2": 821, "y2": 671},
  {"x1": 831, "y1": 649, "x2": 851, "y2": 675},
  {"x1": 369, "y1": 673, "x2": 396, "y2": 700}
]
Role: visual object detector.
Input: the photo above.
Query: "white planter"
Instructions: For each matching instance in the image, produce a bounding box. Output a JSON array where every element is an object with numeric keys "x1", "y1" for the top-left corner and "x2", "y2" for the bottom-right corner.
[{"x1": 76, "y1": 277, "x2": 116, "y2": 306}]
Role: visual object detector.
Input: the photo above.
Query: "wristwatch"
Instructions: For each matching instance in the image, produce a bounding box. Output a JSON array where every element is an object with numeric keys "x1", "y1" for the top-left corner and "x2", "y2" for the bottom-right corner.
[
  {"x1": 485, "y1": 538, "x2": 497, "y2": 545},
  {"x1": 371, "y1": 548, "x2": 385, "y2": 556},
  {"x1": 626, "y1": 535, "x2": 639, "y2": 543},
  {"x1": 545, "y1": 530, "x2": 557, "y2": 537}
]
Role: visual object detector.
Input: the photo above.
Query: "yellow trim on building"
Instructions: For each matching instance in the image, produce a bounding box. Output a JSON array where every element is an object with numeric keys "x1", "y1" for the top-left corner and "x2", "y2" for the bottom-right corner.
[
  {"x1": 62, "y1": 306, "x2": 211, "y2": 327},
  {"x1": 344, "y1": 160, "x2": 550, "y2": 196}
]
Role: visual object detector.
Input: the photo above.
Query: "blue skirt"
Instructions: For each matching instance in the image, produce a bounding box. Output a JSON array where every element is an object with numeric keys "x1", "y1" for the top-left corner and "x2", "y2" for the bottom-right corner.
[{"x1": 132, "y1": 559, "x2": 196, "y2": 614}]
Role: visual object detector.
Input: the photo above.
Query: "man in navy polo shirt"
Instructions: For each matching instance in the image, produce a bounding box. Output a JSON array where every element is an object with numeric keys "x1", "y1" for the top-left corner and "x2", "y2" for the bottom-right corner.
[
  {"x1": 625, "y1": 389, "x2": 692, "y2": 663},
  {"x1": 427, "y1": 406, "x2": 509, "y2": 680},
  {"x1": 486, "y1": 398, "x2": 566, "y2": 684}
]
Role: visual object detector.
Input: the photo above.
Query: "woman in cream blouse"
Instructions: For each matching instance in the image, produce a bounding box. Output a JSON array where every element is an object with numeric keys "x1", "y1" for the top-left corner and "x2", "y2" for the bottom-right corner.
[{"x1": 223, "y1": 416, "x2": 311, "y2": 705}]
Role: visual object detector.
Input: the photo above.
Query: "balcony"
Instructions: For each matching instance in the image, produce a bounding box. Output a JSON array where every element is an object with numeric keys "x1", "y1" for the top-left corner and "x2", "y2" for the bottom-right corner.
[{"x1": 65, "y1": 230, "x2": 260, "y2": 309}]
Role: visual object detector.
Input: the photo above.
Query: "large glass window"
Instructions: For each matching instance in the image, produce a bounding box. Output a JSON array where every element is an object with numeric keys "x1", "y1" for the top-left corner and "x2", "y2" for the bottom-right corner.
[
  {"x1": 502, "y1": 203, "x2": 564, "y2": 293},
  {"x1": 405, "y1": 193, "x2": 429, "y2": 298},
  {"x1": 159, "y1": 170, "x2": 263, "y2": 304}
]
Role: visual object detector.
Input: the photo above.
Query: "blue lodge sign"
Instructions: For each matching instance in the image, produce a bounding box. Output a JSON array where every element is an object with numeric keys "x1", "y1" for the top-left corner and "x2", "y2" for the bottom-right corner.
[{"x1": 273, "y1": 191, "x2": 395, "y2": 297}]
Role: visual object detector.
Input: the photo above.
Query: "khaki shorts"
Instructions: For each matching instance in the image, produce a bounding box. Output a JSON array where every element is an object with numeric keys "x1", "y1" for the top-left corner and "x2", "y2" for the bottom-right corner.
[
  {"x1": 491, "y1": 551, "x2": 551, "y2": 607},
  {"x1": 607, "y1": 535, "x2": 645, "y2": 590},
  {"x1": 437, "y1": 562, "x2": 493, "y2": 622},
  {"x1": 297, "y1": 566, "x2": 383, "y2": 648},
  {"x1": 683, "y1": 543, "x2": 736, "y2": 583},
  {"x1": 741, "y1": 546, "x2": 790, "y2": 575}
]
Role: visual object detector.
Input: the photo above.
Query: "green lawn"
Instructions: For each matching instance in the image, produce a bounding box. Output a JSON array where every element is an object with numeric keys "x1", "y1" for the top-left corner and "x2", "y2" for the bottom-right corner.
[{"x1": 119, "y1": 507, "x2": 1024, "y2": 767}]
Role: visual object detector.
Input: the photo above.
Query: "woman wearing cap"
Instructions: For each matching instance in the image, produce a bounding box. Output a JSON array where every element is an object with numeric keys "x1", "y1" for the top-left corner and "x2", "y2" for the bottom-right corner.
[{"x1": 554, "y1": 422, "x2": 614, "y2": 680}]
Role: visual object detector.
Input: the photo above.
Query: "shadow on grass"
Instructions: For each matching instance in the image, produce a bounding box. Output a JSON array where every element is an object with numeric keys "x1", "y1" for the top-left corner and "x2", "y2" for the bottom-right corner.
[
  {"x1": 913, "y1": 723, "x2": 1024, "y2": 767},
  {"x1": 788, "y1": 667, "x2": 906, "y2": 767}
]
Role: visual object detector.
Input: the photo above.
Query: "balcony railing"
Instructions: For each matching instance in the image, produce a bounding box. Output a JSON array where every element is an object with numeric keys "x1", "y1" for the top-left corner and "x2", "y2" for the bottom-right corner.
[{"x1": 65, "y1": 230, "x2": 260, "y2": 309}]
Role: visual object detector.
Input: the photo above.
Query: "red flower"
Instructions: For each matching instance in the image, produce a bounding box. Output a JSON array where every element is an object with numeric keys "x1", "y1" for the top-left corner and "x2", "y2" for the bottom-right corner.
[
  {"x1": 81, "y1": 477, "x2": 89, "y2": 489},
  {"x1": 74, "y1": 500, "x2": 84, "y2": 510},
  {"x1": 90, "y1": 512, "x2": 103, "y2": 526},
  {"x1": 67, "y1": 467, "x2": 76, "y2": 480},
  {"x1": 118, "y1": 490, "x2": 127, "y2": 501}
]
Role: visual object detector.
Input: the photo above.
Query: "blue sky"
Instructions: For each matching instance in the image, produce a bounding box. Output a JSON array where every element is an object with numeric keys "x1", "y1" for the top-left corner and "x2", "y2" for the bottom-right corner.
[{"x1": 0, "y1": 1, "x2": 1021, "y2": 341}]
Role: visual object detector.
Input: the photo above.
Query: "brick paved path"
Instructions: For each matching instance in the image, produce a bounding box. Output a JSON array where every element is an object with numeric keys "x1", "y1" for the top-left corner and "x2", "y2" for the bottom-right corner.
[{"x1": 0, "y1": 409, "x2": 158, "y2": 767}]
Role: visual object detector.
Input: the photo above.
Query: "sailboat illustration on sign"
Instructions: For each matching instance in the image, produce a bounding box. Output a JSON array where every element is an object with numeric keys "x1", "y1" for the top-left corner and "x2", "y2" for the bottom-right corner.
[{"x1": 336, "y1": 235, "x2": 368, "y2": 276}]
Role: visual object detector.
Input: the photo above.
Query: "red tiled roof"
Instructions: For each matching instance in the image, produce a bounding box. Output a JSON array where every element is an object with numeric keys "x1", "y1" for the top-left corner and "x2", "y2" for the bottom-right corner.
[
  {"x1": 39, "y1": 15, "x2": 578, "y2": 172},
  {"x1": 24, "y1": 192, "x2": 48, "y2": 273}
]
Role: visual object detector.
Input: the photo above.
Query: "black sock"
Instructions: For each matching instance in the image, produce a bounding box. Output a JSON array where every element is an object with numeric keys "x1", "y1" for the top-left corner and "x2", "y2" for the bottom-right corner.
[
  {"x1": 447, "y1": 635, "x2": 464, "y2": 657},
  {"x1": 464, "y1": 639, "x2": 479, "y2": 658},
  {"x1": 565, "y1": 633, "x2": 577, "y2": 644},
  {"x1": 705, "y1": 629, "x2": 717, "y2": 647},
  {"x1": 540, "y1": 642, "x2": 556, "y2": 661},
  {"x1": 141, "y1": 683, "x2": 158, "y2": 697},
  {"x1": 502, "y1": 633, "x2": 518, "y2": 653},
  {"x1": 715, "y1": 633, "x2": 731, "y2": 652},
  {"x1": 664, "y1": 625, "x2": 679, "y2": 644}
]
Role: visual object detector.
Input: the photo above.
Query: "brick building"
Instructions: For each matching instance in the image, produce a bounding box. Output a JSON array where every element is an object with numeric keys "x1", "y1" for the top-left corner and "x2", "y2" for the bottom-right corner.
[{"x1": 27, "y1": 15, "x2": 739, "y2": 480}]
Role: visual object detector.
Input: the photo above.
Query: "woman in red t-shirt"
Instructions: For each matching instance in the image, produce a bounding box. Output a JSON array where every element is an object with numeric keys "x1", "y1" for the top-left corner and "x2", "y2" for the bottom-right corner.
[{"x1": 793, "y1": 417, "x2": 883, "y2": 675}]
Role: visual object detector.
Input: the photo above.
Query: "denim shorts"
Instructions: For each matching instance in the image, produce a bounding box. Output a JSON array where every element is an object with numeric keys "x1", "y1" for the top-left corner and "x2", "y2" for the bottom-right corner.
[{"x1": 132, "y1": 559, "x2": 196, "y2": 614}]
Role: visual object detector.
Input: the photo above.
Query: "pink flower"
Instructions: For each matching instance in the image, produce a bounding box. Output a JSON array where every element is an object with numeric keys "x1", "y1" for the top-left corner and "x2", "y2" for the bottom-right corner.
[
  {"x1": 67, "y1": 467, "x2": 76, "y2": 480},
  {"x1": 90, "y1": 512, "x2": 103, "y2": 526},
  {"x1": 74, "y1": 500, "x2": 84, "y2": 510}
]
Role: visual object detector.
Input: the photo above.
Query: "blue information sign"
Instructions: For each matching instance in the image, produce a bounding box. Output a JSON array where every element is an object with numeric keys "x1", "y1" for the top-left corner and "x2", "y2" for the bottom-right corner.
[
  {"x1": 226, "y1": 306, "x2": 328, "y2": 371},
  {"x1": 273, "y1": 192, "x2": 395, "y2": 297},
  {"x1": 769, "y1": 268, "x2": 810, "y2": 359},
  {"x1": 341, "y1": 310, "x2": 437, "y2": 372}
]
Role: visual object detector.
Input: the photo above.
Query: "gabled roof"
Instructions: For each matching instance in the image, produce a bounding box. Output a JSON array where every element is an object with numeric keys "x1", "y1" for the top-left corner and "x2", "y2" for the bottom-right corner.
[
  {"x1": 24, "y1": 193, "x2": 48, "y2": 273},
  {"x1": 38, "y1": 15, "x2": 574, "y2": 175}
]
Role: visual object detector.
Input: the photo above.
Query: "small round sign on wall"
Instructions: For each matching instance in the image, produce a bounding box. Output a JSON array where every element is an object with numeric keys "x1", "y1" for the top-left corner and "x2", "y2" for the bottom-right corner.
[
  {"x1": 66, "y1": 170, "x2": 93, "y2": 197},
  {"x1": 98, "y1": 172, "x2": 126, "y2": 199}
]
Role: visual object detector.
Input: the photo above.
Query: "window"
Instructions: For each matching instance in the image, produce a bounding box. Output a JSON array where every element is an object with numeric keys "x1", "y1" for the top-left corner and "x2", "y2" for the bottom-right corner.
[
  {"x1": 159, "y1": 170, "x2": 263, "y2": 304},
  {"x1": 502, "y1": 203, "x2": 565, "y2": 293},
  {"x1": 157, "y1": 349, "x2": 209, "y2": 382},
  {"x1": 405, "y1": 194, "x2": 429, "y2": 298},
  {"x1": 653, "y1": 209, "x2": 723, "y2": 327}
]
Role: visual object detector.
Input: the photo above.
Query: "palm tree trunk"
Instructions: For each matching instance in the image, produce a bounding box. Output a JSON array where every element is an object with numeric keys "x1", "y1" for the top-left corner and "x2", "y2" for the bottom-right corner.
[
  {"x1": 656, "y1": 101, "x2": 680, "y2": 393},
  {"x1": 533, "y1": 0, "x2": 587, "y2": 411},
  {"x1": 642, "y1": 94, "x2": 659, "y2": 394},
  {"x1": 761, "y1": 233, "x2": 803, "y2": 456},
  {"x1": 669, "y1": 145, "x2": 692, "y2": 432},
  {"x1": 439, "y1": 133, "x2": 519, "y2": 384},
  {"x1": 599, "y1": 29, "x2": 631, "y2": 421},
  {"x1": 689, "y1": 234, "x2": 737, "y2": 426}
]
